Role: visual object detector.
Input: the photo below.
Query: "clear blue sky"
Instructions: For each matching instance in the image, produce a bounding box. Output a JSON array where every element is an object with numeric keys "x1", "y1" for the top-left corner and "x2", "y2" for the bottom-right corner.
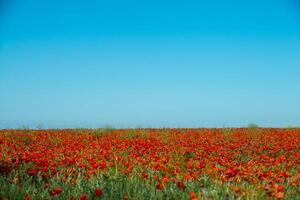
[{"x1": 0, "y1": 0, "x2": 300, "y2": 128}]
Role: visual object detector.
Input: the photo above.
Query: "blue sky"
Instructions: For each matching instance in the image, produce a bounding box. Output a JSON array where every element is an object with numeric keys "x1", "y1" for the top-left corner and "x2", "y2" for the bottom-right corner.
[{"x1": 0, "y1": 0, "x2": 300, "y2": 128}]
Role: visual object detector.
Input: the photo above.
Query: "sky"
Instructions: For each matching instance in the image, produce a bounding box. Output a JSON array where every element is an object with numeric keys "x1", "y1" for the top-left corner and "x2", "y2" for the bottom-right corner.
[{"x1": 0, "y1": 0, "x2": 300, "y2": 128}]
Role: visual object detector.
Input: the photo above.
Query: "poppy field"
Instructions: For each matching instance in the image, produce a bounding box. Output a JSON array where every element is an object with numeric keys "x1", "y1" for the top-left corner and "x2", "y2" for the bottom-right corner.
[{"x1": 0, "y1": 128, "x2": 300, "y2": 200}]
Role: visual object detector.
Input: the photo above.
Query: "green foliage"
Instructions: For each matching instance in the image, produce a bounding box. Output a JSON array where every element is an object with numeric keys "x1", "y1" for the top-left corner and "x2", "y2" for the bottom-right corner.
[
  {"x1": 20, "y1": 125, "x2": 30, "y2": 130},
  {"x1": 286, "y1": 125, "x2": 300, "y2": 129},
  {"x1": 0, "y1": 167, "x2": 274, "y2": 200},
  {"x1": 221, "y1": 128, "x2": 233, "y2": 141},
  {"x1": 247, "y1": 123, "x2": 259, "y2": 128},
  {"x1": 36, "y1": 124, "x2": 44, "y2": 130},
  {"x1": 101, "y1": 125, "x2": 114, "y2": 134}
]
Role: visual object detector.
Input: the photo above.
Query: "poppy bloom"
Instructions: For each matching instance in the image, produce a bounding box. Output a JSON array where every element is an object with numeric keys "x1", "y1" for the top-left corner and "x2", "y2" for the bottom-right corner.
[
  {"x1": 70, "y1": 196, "x2": 76, "y2": 200},
  {"x1": 94, "y1": 187, "x2": 103, "y2": 197},
  {"x1": 23, "y1": 194, "x2": 32, "y2": 200},
  {"x1": 27, "y1": 167, "x2": 38, "y2": 176},
  {"x1": 43, "y1": 182, "x2": 49, "y2": 189},
  {"x1": 176, "y1": 181, "x2": 186, "y2": 189},
  {"x1": 79, "y1": 194, "x2": 89, "y2": 200},
  {"x1": 49, "y1": 187, "x2": 63, "y2": 196},
  {"x1": 161, "y1": 176, "x2": 169, "y2": 183},
  {"x1": 230, "y1": 185, "x2": 240, "y2": 193},
  {"x1": 189, "y1": 192, "x2": 197, "y2": 200},
  {"x1": 156, "y1": 183, "x2": 163, "y2": 190},
  {"x1": 276, "y1": 192, "x2": 284, "y2": 199},
  {"x1": 122, "y1": 194, "x2": 129, "y2": 200},
  {"x1": 274, "y1": 184, "x2": 284, "y2": 192},
  {"x1": 142, "y1": 172, "x2": 149, "y2": 179}
]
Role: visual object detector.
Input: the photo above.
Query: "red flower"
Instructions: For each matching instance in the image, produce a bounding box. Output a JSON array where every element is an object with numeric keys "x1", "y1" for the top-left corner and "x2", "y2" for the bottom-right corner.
[
  {"x1": 156, "y1": 183, "x2": 163, "y2": 190},
  {"x1": 79, "y1": 194, "x2": 89, "y2": 200},
  {"x1": 189, "y1": 191, "x2": 197, "y2": 200},
  {"x1": 23, "y1": 194, "x2": 32, "y2": 200},
  {"x1": 161, "y1": 176, "x2": 169, "y2": 183},
  {"x1": 27, "y1": 167, "x2": 38, "y2": 176},
  {"x1": 43, "y1": 182, "x2": 49, "y2": 189},
  {"x1": 70, "y1": 196, "x2": 76, "y2": 200},
  {"x1": 176, "y1": 181, "x2": 186, "y2": 189},
  {"x1": 49, "y1": 187, "x2": 63, "y2": 196},
  {"x1": 142, "y1": 172, "x2": 149, "y2": 179},
  {"x1": 276, "y1": 192, "x2": 284, "y2": 199},
  {"x1": 94, "y1": 187, "x2": 103, "y2": 197},
  {"x1": 122, "y1": 194, "x2": 129, "y2": 200},
  {"x1": 274, "y1": 184, "x2": 284, "y2": 192}
]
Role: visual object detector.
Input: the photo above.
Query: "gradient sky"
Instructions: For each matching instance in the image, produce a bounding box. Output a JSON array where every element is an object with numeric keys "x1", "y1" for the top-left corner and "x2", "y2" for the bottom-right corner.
[{"x1": 0, "y1": 0, "x2": 300, "y2": 128}]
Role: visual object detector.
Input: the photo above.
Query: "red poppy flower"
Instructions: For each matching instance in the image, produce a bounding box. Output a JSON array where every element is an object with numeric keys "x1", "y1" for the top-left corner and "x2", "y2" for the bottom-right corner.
[
  {"x1": 276, "y1": 192, "x2": 284, "y2": 199},
  {"x1": 79, "y1": 194, "x2": 89, "y2": 200},
  {"x1": 189, "y1": 191, "x2": 197, "y2": 200},
  {"x1": 49, "y1": 187, "x2": 63, "y2": 196},
  {"x1": 161, "y1": 176, "x2": 169, "y2": 183},
  {"x1": 274, "y1": 184, "x2": 284, "y2": 192},
  {"x1": 156, "y1": 183, "x2": 163, "y2": 190},
  {"x1": 70, "y1": 196, "x2": 76, "y2": 200},
  {"x1": 94, "y1": 187, "x2": 103, "y2": 197},
  {"x1": 23, "y1": 194, "x2": 32, "y2": 200},
  {"x1": 122, "y1": 194, "x2": 129, "y2": 200},
  {"x1": 142, "y1": 172, "x2": 149, "y2": 179},
  {"x1": 176, "y1": 181, "x2": 186, "y2": 189},
  {"x1": 27, "y1": 167, "x2": 38, "y2": 176}
]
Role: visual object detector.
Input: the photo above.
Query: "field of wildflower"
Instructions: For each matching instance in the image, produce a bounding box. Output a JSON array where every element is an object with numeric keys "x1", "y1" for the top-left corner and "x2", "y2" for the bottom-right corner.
[{"x1": 0, "y1": 128, "x2": 300, "y2": 200}]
